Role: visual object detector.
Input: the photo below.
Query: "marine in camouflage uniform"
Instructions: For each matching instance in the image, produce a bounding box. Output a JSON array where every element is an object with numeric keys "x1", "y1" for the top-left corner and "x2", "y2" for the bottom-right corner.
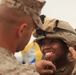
[
  {"x1": 33, "y1": 16, "x2": 76, "y2": 75},
  {"x1": 0, "y1": 0, "x2": 49, "y2": 75}
]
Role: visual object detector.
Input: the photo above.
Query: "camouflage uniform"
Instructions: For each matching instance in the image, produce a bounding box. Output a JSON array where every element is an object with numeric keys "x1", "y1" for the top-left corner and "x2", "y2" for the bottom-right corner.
[
  {"x1": 0, "y1": 0, "x2": 46, "y2": 75},
  {"x1": 0, "y1": 47, "x2": 39, "y2": 75},
  {"x1": 33, "y1": 18, "x2": 76, "y2": 75}
]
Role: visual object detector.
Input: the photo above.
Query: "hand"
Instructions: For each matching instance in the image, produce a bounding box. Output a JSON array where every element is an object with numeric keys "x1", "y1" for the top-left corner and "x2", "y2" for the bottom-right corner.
[
  {"x1": 35, "y1": 60, "x2": 56, "y2": 75},
  {"x1": 69, "y1": 47, "x2": 76, "y2": 61}
]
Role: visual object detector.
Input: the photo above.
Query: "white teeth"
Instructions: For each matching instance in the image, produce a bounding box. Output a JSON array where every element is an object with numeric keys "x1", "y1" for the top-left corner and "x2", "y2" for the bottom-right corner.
[
  {"x1": 45, "y1": 52, "x2": 52, "y2": 57},
  {"x1": 46, "y1": 52, "x2": 51, "y2": 56}
]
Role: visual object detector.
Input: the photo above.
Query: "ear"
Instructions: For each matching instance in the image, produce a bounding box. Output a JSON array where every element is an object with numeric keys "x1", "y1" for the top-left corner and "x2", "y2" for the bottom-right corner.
[{"x1": 18, "y1": 24, "x2": 27, "y2": 37}]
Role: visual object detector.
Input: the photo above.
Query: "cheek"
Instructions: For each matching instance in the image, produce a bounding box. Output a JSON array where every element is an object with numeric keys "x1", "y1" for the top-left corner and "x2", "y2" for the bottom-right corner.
[
  {"x1": 53, "y1": 44, "x2": 60, "y2": 49},
  {"x1": 55, "y1": 48, "x2": 64, "y2": 60},
  {"x1": 53, "y1": 44, "x2": 63, "y2": 54},
  {"x1": 48, "y1": 51, "x2": 63, "y2": 62},
  {"x1": 50, "y1": 44, "x2": 64, "y2": 61},
  {"x1": 41, "y1": 47, "x2": 44, "y2": 53},
  {"x1": 55, "y1": 46, "x2": 63, "y2": 56},
  {"x1": 26, "y1": 28, "x2": 34, "y2": 39},
  {"x1": 55, "y1": 51, "x2": 63, "y2": 59},
  {"x1": 29, "y1": 28, "x2": 35, "y2": 36}
]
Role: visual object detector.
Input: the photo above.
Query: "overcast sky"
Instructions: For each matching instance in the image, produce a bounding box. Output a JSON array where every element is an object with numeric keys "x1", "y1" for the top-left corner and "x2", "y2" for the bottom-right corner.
[{"x1": 41, "y1": 0, "x2": 76, "y2": 28}]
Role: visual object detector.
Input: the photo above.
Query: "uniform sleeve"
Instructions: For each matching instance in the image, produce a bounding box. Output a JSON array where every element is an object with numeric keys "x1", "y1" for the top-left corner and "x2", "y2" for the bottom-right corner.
[
  {"x1": 0, "y1": 57, "x2": 40, "y2": 75},
  {"x1": 12, "y1": 62, "x2": 40, "y2": 75}
]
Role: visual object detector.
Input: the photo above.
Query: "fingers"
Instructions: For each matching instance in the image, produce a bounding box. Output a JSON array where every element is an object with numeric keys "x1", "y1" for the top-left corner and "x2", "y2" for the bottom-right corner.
[
  {"x1": 36, "y1": 60, "x2": 56, "y2": 75},
  {"x1": 69, "y1": 47, "x2": 75, "y2": 54},
  {"x1": 42, "y1": 60, "x2": 56, "y2": 74},
  {"x1": 69, "y1": 47, "x2": 76, "y2": 60},
  {"x1": 41, "y1": 69, "x2": 54, "y2": 74},
  {"x1": 44, "y1": 60, "x2": 56, "y2": 71}
]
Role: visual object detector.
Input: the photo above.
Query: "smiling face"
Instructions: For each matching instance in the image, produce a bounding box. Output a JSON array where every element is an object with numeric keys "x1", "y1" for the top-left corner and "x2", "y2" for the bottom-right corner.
[{"x1": 40, "y1": 38, "x2": 68, "y2": 62}]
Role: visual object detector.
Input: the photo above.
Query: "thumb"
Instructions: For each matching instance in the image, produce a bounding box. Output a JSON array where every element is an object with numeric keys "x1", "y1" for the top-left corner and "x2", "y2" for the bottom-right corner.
[
  {"x1": 69, "y1": 47, "x2": 76, "y2": 60},
  {"x1": 69, "y1": 47, "x2": 75, "y2": 55}
]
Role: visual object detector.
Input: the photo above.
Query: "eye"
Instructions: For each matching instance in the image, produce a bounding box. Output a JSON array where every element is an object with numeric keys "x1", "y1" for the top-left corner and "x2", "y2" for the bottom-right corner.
[{"x1": 53, "y1": 40, "x2": 58, "y2": 43}]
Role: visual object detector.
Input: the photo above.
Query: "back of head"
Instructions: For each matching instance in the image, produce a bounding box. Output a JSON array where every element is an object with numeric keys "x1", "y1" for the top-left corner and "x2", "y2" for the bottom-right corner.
[
  {"x1": 33, "y1": 17, "x2": 76, "y2": 48},
  {"x1": 0, "y1": 0, "x2": 46, "y2": 28}
]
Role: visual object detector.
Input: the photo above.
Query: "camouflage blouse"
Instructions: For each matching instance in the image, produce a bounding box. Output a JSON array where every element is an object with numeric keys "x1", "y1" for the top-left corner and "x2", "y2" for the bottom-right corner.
[{"x1": 0, "y1": 47, "x2": 39, "y2": 75}]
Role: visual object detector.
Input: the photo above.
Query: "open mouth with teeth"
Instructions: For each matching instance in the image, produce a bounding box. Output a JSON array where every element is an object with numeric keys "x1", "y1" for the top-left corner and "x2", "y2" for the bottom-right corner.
[
  {"x1": 43, "y1": 48, "x2": 55, "y2": 55},
  {"x1": 43, "y1": 48, "x2": 56, "y2": 61},
  {"x1": 43, "y1": 49, "x2": 56, "y2": 61}
]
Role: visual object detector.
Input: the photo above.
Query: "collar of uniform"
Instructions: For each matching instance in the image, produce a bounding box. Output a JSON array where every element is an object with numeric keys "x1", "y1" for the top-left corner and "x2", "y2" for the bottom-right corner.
[{"x1": 0, "y1": 47, "x2": 16, "y2": 59}]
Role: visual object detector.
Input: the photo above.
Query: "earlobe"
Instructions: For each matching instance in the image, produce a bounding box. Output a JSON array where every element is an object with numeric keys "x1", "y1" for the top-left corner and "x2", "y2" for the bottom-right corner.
[{"x1": 18, "y1": 24, "x2": 27, "y2": 37}]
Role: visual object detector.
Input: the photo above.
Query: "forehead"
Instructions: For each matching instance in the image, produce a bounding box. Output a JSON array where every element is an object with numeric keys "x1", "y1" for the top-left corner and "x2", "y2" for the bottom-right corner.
[{"x1": 41, "y1": 38, "x2": 61, "y2": 42}]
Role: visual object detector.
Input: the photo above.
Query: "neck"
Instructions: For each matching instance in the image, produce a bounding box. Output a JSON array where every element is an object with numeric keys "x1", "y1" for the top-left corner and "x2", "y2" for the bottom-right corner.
[
  {"x1": 0, "y1": 35, "x2": 17, "y2": 54},
  {"x1": 0, "y1": 42, "x2": 16, "y2": 54}
]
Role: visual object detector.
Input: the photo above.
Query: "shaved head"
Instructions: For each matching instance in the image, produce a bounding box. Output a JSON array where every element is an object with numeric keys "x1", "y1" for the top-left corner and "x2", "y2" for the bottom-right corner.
[
  {"x1": 0, "y1": 6, "x2": 26, "y2": 25},
  {"x1": 0, "y1": 6, "x2": 35, "y2": 35},
  {"x1": 0, "y1": 6, "x2": 36, "y2": 53}
]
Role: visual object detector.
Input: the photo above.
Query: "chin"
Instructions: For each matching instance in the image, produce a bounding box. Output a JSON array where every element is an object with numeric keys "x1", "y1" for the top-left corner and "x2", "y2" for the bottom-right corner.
[
  {"x1": 46, "y1": 58, "x2": 55, "y2": 62},
  {"x1": 15, "y1": 50, "x2": 20, "y2": 52},
  {"x1": 16, "y1": 47, "x2": 24, "y2": 52},
  {"x1": 16, "y1": 49, "x2": 21, "y2": 52}
]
